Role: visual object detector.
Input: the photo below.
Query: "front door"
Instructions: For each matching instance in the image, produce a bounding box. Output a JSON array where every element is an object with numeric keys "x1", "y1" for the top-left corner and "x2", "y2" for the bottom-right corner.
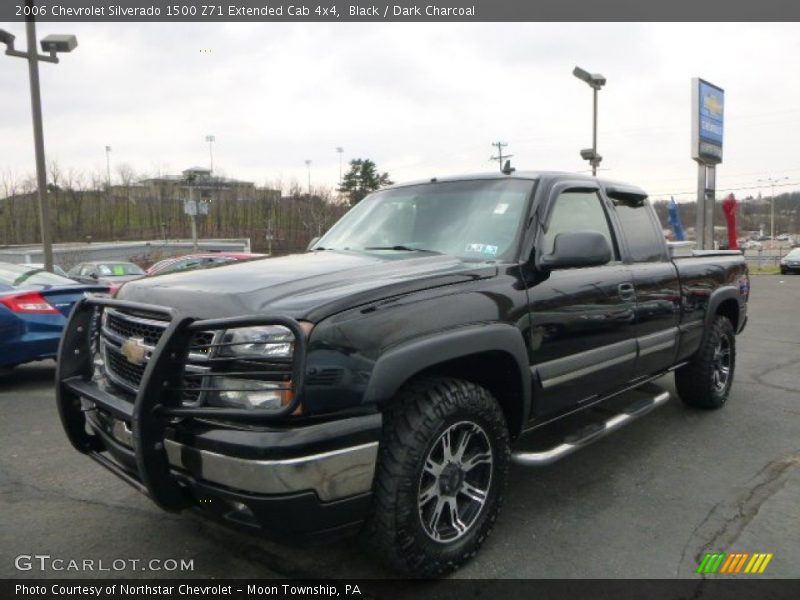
[{"x1": 526, "y1": 186, "x2": 637, "y2": 419}]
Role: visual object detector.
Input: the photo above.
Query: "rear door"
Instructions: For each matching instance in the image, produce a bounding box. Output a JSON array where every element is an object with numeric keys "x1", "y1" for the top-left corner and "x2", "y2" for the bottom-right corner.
[
  {"x1": 609, "y1": 194, "x2": 681, "y2": 376},
  {"x1": 526, "y1": 183, "x2": 638, "y2": 419}
]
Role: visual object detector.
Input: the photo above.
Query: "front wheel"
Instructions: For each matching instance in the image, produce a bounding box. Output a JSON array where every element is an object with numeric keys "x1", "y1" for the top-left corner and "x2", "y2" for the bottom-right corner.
[
  {"x1": 675, "y1": 315, "x2": 736, "y2": 409},
  {"x1": 366, "y1": 377, "x2": 510, "y2": 577}
]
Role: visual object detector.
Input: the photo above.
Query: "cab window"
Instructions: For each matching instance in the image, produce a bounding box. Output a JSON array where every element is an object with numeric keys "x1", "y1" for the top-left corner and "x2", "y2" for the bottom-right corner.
[
  {"x1": 614, "y1": 200, "x2": 666, "y2": 262},
  {"x1": 543, "y1": 190, "x2": 618, "y2": 260}
]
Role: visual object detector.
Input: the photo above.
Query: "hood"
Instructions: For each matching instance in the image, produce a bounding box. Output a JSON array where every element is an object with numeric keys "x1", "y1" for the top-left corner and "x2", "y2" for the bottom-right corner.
[{"x1": 117, "y1": 250, "x2": 497, "y2": 321}]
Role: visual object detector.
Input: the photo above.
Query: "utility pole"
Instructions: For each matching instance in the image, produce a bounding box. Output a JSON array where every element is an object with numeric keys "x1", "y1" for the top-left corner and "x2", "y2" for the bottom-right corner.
[
  {"x1": 305, "y1": 159, "x2": 312, "y2": 196},
  {"x1": 489, "y1": 142, "x2": 512, "y2": 172},
  {"x1": 758, "y1": 176, "x2": 789, "y2": 242}
]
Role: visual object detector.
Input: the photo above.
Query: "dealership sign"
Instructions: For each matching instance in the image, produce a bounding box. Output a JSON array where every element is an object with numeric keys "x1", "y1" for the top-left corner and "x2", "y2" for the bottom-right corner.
[{"x1": 691, "y1": 78, "x2": 724, "y2": 164}]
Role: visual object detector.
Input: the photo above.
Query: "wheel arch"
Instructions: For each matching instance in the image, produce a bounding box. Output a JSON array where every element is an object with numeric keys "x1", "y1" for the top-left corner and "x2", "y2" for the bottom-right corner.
[
  {"x1": 363, "y1": 324, "x2": 531, "y2": 439},
  {"x1": 706, "y1": 286, "x2": 741, "y2": 332}
]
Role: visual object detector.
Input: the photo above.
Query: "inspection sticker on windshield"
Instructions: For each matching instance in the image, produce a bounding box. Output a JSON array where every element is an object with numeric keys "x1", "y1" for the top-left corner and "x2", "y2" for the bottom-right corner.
[
  {"x1": 493, "y1": 203, "x2": 509, "y2": 214},
  {"x1": 466, "y1": 243, "x2": 498, "y2": 256}
]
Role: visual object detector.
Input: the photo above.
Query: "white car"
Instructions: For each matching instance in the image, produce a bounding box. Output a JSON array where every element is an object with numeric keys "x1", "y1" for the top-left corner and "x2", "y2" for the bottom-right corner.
[{"x1": 740, "y1": 240, "x2": 762, "y2": 250}]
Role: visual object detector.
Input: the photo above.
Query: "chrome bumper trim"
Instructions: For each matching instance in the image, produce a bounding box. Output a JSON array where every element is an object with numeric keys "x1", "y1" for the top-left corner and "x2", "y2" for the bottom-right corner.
[{"x1": 109, "y1": 419, "x2": 378, "y2": 502}]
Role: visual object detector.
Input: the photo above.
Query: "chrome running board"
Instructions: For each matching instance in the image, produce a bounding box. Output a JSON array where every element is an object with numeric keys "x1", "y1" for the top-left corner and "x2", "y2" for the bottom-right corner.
[{"x1": 511, "y1": 384, "x2": 670, "y2": 467}]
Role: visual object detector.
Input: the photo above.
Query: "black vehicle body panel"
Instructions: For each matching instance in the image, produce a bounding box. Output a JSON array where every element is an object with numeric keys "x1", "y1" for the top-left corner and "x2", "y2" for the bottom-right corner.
[{"x1": 55, "y1": 171, "x2": 749, "y2": 541}]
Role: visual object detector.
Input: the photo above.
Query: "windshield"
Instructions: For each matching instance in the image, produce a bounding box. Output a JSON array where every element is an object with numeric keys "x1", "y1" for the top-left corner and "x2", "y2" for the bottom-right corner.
[
  {"x1": 786, "y1": 249, "x2": 800, "y2": 259},
  {"x1": 314, "y1": 179, "x2": 534, "y2": 261},
  {"x1": 98, "y1": 263, "x2": 145, "y2": 276},
  {"x1": 0, "y1": 264, "x2": 79, "y2": 289}
]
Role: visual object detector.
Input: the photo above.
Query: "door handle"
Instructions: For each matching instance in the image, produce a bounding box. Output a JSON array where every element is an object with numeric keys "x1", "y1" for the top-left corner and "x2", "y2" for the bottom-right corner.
[{"x1": 618, "y1": 282, "x2": 635, "y2": 300}]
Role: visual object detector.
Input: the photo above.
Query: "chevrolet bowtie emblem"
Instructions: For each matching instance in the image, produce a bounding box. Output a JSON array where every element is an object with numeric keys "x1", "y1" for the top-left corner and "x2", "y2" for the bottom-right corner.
[{"x1": 120, "y1": 337, "x2": 148, "y2": 366}]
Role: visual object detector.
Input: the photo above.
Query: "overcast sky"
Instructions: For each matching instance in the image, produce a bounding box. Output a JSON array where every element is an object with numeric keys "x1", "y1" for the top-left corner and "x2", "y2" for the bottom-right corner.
[{"x1": 2, "y1": 22, "x2": 800, "y2": 201}]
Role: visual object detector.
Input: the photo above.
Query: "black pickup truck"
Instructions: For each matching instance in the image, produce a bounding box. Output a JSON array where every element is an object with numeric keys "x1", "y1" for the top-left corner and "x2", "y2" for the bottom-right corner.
[{"x1": 56, "y1": 171, "x2": 749, "y2": 576}]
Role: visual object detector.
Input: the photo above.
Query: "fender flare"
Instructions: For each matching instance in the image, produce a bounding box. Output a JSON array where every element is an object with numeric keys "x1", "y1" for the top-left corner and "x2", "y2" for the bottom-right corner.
[
  {"x1": 363, "y1": 323, "x2": 532, "y2": 433},
  {"x1": 704, "y1": 285, "x2": 741, "y2": 331}
]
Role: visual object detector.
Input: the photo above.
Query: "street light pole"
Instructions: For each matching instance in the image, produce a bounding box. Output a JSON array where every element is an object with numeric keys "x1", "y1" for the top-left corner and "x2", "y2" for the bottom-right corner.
[
  {"x1": 189, "y1": 185, "x2": 198, "y2": 252},
  {"x1": 205, "y1": 135, "x2": 215, "y2": 173},
  {"x1": 25, "y1": 19, "x2": 54, "y2": 271},
  {"x1": 1, "y1": 16, "x2": 78, "y2": 273},
  {"x1": 105, "y1": 145, "x2": 112, "y2": 187},
  {"x1": 573, "y1": 66, "x2": 606, "y2": 177},
  {"x1": 592, "y1": 87, "x2": 598, "y2": 176},
  {"x1": 336, "y1": 147, "x2": 344, "y2": 186}
]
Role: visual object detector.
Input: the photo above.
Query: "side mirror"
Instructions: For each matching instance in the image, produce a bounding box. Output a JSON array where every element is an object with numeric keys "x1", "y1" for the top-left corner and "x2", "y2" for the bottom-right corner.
[
  {"x1": 539, "y1": 230, "x2": 611, "y2": 270},
  {"x1": 89, "y1": 272, "x2": 99, "y2": 280},
  {"x1": 307, "y1": 236, "x2": 320, "y2": 251}
]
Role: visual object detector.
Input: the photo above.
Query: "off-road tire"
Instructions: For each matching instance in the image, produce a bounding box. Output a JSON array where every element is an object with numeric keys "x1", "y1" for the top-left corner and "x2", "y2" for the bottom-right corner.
[
  {"x1": 675, "y1": 315, "x2": 736, "y2": 409},
  {"x1": 365, "y1": 376, "x2": 510, "y2": 577}
]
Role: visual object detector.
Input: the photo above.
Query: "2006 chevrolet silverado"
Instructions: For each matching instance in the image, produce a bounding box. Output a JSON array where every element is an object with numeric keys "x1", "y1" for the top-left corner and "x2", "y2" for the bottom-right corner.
[{"x1": 56, "y1": 171, "x2": 749, "y2": 576}]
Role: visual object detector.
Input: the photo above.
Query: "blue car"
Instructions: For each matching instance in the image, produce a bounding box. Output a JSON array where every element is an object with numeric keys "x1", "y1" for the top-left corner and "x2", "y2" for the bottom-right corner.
[{"x1": 0, "y1": 263, "x2": 107, "y2": 372}]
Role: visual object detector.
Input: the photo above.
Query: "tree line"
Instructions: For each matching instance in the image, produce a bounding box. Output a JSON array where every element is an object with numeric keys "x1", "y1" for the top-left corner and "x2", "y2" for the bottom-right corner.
[{"x1": 0, "y1": 158, "x2": 393, "y2": 254}]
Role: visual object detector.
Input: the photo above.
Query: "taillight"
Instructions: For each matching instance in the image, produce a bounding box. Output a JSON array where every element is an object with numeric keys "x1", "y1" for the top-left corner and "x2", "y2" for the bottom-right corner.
[{"x1": 0, "y1": 291, "x2": 59, "y2": 314}]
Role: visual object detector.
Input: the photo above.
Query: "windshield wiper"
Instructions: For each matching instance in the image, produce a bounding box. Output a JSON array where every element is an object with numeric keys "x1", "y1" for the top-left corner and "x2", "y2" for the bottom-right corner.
[{"x1": 363, "y1": 245, "x2": 441, "y2": 254}]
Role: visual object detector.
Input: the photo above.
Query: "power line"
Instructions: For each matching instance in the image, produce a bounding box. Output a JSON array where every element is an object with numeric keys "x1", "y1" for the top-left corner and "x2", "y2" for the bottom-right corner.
[{"x1": 650, "y1": 179, "x2": 800, "y2": 200}]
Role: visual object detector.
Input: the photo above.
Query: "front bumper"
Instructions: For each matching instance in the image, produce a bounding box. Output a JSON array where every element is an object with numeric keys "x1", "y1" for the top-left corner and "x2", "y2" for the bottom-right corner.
[{"x1": 56, "y1": 296, "x2": 381, "y2": 542}]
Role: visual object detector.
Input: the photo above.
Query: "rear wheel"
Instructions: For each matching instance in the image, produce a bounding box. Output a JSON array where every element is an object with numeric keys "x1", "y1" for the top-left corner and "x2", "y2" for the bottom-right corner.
[
  {"x1": 675, "y1": 315, "x2": 736, "y2": 409},
  {"x1": 366, "y1": 376, "x2": 510, "y2": 577}
]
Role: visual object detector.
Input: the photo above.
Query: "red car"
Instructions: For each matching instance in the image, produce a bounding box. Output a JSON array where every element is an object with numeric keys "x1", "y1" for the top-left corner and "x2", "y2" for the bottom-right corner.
[
  {"x1": 145, "y1": 252, "x2": 265, "y2": 276},
  {"x1": 111, "y1": 252, "x2": 265, "y2": 295}
]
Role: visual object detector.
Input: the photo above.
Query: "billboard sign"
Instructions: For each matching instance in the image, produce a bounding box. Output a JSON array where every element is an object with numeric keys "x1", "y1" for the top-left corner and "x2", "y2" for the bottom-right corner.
[{"x1": 692, "y1": 78, "x2": 724, "y2": 164}]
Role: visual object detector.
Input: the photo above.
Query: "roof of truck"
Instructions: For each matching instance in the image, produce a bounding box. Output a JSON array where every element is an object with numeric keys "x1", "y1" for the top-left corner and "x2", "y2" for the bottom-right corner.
[{"x1": 388, "y1": 170, "x2": 649, "y2": 197}]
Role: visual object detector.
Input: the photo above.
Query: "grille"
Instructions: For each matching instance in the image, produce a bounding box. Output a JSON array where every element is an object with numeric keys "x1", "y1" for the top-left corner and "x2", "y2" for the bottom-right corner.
[
  {"x1": 105, "y1": 344, "x2": 146, "y2": 388},
  {"x1": 101, "y1": 308, "x2": 212, "y2": 403},
  {"x1": 106, "y1": 310, "x2": 166, "y2": 346},
  {"x1": 188, "y1": 331, "x2": 215, "y2": 355}
]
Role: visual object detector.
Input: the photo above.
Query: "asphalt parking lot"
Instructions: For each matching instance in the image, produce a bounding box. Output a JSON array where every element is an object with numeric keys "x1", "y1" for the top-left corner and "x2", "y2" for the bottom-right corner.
[{"x1": 1, "y1": 275, "x2": 799, "y2": 580}]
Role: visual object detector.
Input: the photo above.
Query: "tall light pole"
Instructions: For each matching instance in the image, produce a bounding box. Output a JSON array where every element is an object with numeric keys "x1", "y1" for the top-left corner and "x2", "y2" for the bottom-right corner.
[
  {"x1": 573, "y1": 66, "x2": 606, "y2": 176},
  {"x1": 305, "y1": 159, "x2": 312, "y2": 196},
  {"x1": 205, "y1": 135, "x2": 215, "y2": 173},
  {"x1": 1, "y1": 15, "x2": 78, "y2": 272},
  {"x1": 105, "y1": 145, "x2": 112, "y2": 188},
  {"x1": 758, "y1": 176, "x2": 789, "y2": 241},
  {"x1": 336, "y1": 147, "x2": 344, "y2": 186}
]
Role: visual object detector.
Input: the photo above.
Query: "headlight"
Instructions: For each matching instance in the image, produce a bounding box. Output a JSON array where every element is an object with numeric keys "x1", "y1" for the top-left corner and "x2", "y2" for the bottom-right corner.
[
  {"x1": 205, "y1": 322, "x2": 313, "y2": 414},
  {"x1": 206, "y1": 376, "x2": 293, "y2": 411},
  {"x1": 220, "y1": 325, "x2": 295, "y2": 358}
]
